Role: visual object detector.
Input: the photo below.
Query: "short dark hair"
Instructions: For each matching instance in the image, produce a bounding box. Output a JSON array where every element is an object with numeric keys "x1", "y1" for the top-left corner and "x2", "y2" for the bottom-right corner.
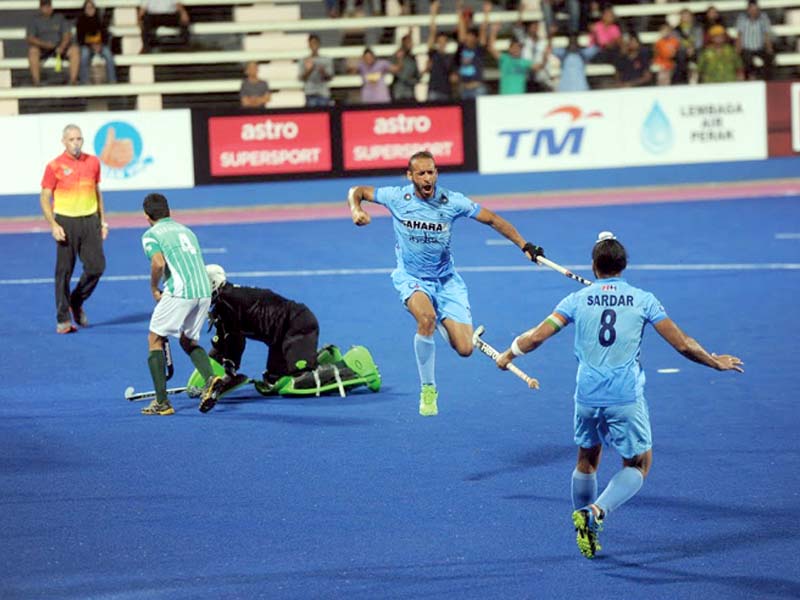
[
  {"x1": 592, "y1": 238, "x2": 627, "y2": 276},
  {"x1": 309, "y1": 33, "x2": 320, "y2": 43},
  {"x1": 408, "y1": 150, "x2": 435, "y2": 171},
  {"x1": 143, "y1": 193, "x2": 170, "y2": 220}
]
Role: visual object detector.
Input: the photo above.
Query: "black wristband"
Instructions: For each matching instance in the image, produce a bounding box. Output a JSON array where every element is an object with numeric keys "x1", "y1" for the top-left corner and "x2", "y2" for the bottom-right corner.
[{"x1": 522, "y1": 242, "x2": 544, "y2": 259}]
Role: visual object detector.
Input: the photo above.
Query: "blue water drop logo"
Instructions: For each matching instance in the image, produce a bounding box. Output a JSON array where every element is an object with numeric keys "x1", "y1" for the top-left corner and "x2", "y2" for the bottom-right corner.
[{"x1": 640, "y1": 101, "x2": 673, "y2": 155}]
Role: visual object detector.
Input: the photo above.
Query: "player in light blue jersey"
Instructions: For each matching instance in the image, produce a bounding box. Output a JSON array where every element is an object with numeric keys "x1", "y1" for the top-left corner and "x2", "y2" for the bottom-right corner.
[
  {"x1": 348, "y1": 150, "x2": 544, "y2": 416},
  {"x1": 497, "y1": 232, "x2": 743, "y2": 559}
]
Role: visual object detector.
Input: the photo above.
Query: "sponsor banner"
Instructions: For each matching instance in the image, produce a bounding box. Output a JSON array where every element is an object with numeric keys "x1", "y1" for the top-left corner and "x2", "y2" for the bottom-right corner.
[
  {"x1": 794, "y1": 83, "x2": 800, "y2": 152},
  {"x1": 477, "y1": 82, "x2": 767, "y2": 173},
  {"x1": 208, "y1": 113, "x2": 332, "y2": 176},
  {"x1": 766, "y1": 81, "x2": 798, "y2": 156},
  {"x1": 0, "y1": 110, "x2": 194, "y2": 195},
  {"x1": 341, "y1": 106, "x2": 464, "y2": 171}
]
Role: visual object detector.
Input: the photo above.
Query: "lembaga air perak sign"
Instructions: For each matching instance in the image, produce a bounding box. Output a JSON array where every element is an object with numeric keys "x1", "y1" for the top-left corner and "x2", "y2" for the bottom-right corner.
[{"x1": 476, "y1": 82, "x2": 768, "y2": 174}]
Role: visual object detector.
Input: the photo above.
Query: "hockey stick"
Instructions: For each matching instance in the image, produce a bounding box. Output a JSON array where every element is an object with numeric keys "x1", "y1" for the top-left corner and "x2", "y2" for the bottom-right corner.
[
  {"x1": 163, "y1": 338, "x2": 174, "y2": 381},
  {"x1": 472, "y1": 325, "x2": 539, "y2": 390},
  {"x1": 124, "y1": 385, "x2": 188, "y2": 402},
  {"x1": 536, "y1": 256, "x2": 593, "y2": 287}
]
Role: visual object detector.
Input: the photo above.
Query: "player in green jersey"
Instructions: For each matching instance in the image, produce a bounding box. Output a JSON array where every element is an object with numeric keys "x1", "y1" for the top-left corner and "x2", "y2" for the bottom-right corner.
[{"x1": 139, "y1": 193, "x2": 215, "y2": 415}]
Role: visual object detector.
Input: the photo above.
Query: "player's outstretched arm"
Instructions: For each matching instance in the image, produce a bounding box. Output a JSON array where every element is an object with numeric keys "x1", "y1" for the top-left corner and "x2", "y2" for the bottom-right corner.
[
  {"x1": 497, "y1": 314, "x2": 564, "y2": 370},
  {"x1": 474, "y1": 207, "x2": 544, "y2": 261},
  {"x1": 347, "y1": 186, "x2": 375, "y2": 226},
  {"x1": 653, "y1": 318, "x2": 744, "y2": 373}
]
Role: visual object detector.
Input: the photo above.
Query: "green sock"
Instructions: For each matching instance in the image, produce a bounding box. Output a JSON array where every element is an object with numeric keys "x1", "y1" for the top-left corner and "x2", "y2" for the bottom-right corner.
[
  {"x1": 147, "y1": 350, "x2": 168, "y2": 404},
  {"x1": 189, "y1": 347, "x2": 214, "y2": 382}
]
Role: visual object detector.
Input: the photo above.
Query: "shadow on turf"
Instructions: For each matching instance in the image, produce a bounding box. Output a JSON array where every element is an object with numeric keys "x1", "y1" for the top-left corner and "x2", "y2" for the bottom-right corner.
[
  {"x1": 463, "y1": 445, "x2": 574, "y2": 481},
  {"x1": 89, "y1": 311, "x2": 152, "y2": 326}
]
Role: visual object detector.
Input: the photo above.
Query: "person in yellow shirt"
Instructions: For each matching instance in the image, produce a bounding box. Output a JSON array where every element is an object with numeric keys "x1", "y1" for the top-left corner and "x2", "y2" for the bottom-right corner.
[{"x1": 40, "y1": 124, "x2": 108, "y2": 333}]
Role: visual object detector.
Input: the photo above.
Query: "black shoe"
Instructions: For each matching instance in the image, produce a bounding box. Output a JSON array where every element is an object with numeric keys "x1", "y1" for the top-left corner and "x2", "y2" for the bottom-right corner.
[{"x1": 199, "y1": 374, "x2": 248, "y2": 413}]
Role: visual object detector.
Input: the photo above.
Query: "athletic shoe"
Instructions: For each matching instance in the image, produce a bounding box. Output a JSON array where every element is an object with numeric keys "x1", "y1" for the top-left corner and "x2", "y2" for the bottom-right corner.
[
  {"x1": 141, "y1": 400, "x2": 175, "y2": 416},
  {"x1": 70, "y1": 305, "x2": 89, "y2": 327},
  {"x1": 419, "y1": 384, "x2": 438, "y2": 416},
  {"x1": 56, "y1": 321, "x2": 77, "y2": 334},
  {"x1": 572, "y1": 506, "x2": 603, "y2": 559},
  {"x1": 199, "y1": 374, "x2": 249, "y2": 413}
]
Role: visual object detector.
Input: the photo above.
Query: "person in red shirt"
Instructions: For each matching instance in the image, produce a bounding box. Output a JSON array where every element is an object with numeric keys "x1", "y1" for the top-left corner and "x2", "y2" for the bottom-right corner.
[{"x1": 40, "y1": 124, "x2": 108, "y2": 333}]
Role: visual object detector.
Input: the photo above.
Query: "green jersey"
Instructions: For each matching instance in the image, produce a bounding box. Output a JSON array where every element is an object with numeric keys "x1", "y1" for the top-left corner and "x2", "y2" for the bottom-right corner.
[{"x1": 141, "y1": 218, "x2": 211, "y2": 299}]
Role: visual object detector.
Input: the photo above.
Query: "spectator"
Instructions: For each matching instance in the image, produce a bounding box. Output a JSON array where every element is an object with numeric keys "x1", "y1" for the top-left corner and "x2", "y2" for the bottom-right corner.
[
  {"x1": 701, "y1": 5, "x2": 728, "y2": 46},
  {"x1": 541, "y1": 0, "x2": 581, "y2": 36},
  {"x1": 239, "y1": 61, "x2": 271, "y2": 108},
  {"x1": 672, "y1": 8, "x2": 703, "y2": 83},
  {"x1": 736, "y1": 0, "x2": 774, "y2": 80},
  {"x1": 697, "y1": 24, "x2": 744, "y2": 83},
  {"x1": 614, "y1": 33, "x2": 652, "y2": 88},
  {"x1": 453, "y1": 0, "x2": 491, "y2": 99},
  {"x1": 552, "y1": 34, "x2": 598, "y2": 92},
  {"x1": 138, "y1": 0, "x2": 190, "y2": 54},
  {"x1": 653, "y1": 23, "x2": 680, "y2": 86},
  {"x1": 356, "y1": 48, "x2": 394, "y2": 104},
  {"x1": 487, "y1": 23, "x2": 535, "y2": 95},
  {"x1": 76, "y1": 0, "x2": 117, "y2": 84},
  {"x1": 512, "y1": 17, "x2": 553, "y2": 92},
  {"x1": 300, "y1": 34, "x2": 334, "y2": 107},
  {"x1": 425, "y1": 0, "x2": 454, "y2": 102},
  {"x1": 391, "y1": 34, "x2": 421, "y2": 102},
  {"x1": 26, "y1": 0, "x2": 79, "y2": 86},
  {"x1": 589, "y1": 4, "x2": 622, "y2": 64}
]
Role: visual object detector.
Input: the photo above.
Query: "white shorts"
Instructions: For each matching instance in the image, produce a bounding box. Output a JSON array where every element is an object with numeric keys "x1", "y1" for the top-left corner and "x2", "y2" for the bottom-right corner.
[{"x1": 149, "y1": 294, "x2": 211, "y2": 341}]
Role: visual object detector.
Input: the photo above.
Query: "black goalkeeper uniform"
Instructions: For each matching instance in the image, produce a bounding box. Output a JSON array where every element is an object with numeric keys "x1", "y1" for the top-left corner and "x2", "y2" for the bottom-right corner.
[{"x1": 209, "y1": 283, "x2": 319, "y2": 380}]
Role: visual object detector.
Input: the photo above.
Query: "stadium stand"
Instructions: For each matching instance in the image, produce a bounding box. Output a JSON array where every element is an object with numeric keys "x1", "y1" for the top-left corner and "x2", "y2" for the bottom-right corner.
[{"x1": 0, "y1": 0, "x2": 798, "y2": 114}]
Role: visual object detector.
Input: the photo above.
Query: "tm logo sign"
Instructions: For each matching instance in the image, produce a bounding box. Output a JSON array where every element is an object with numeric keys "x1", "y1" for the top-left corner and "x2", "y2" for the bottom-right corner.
[{"x1": 497, "y1": 105, "x2": 603, "y2": 158}]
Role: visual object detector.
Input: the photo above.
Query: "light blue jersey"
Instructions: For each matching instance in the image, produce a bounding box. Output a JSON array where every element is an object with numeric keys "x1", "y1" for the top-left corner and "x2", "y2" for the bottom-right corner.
[
  {"x1": 374, "y1": 185, "x2": 481, "y2": 279},
  {"x1": 553, "y1": 277, "x2": 667, "y2": 406}
]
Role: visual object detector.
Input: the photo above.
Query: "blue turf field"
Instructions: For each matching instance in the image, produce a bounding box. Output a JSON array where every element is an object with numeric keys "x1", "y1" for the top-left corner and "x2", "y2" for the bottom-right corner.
[{"x1": 1, "y1": 195, "x2": 799, "y2": 599}]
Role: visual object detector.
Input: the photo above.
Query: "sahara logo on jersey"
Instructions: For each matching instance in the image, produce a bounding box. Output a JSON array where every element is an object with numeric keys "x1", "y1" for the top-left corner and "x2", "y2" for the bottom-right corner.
[{"x1": 497, "y1": 105, "x2": 603, "y2": 159}]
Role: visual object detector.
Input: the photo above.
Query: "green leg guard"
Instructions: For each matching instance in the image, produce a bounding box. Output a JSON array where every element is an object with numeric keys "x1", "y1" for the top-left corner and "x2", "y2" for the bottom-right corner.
[
  {"x1": 317, "y1": 344, "x2": 343, "y2": 366},
  {"x1": 342, "y1": 345, "x2": 381, "y2": 392},
  {"x1": 186, "y1": 358, "x2": 225, "y2": 397},
  {"x1": 254, "y1": 375, "x2": 293, "y2": 397}
]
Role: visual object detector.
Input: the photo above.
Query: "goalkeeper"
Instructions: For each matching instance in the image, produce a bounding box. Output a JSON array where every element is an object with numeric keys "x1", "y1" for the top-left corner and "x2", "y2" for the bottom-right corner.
[{"x1": 190, "y1": 264, "x2": 381, "y2": 413}]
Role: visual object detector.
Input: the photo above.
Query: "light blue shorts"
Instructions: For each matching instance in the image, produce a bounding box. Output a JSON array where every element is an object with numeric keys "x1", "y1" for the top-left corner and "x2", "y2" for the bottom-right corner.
[
  {"x1": 573, "y1": 398, "x2": 652, "y2": 459},
  {"x1": 391, "y1": 269, "x2": 472, "y2": 325}
]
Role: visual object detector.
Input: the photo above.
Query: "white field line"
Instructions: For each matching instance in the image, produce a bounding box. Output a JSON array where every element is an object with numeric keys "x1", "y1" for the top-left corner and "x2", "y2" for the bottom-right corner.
[
  {"x1": 775, "y1": 233, "x2": 800, "y2": 239},
  {"x1": 2, "y1": 263, "x2": 799, "y2": 285}
]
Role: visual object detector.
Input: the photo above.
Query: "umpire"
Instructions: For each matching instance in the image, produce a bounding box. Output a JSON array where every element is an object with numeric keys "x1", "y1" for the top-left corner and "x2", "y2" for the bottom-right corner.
[{"x1": 40, "y1": 124, "x2": 107, "y2": 334}]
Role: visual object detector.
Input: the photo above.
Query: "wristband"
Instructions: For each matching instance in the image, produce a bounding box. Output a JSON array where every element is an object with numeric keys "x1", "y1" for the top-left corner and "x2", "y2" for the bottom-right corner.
[
  {"x1": 511, "y1": 337, "x2": 525, "y2": 357},
  {"x1": 101, "y1": 221, "x2": 109, "y2": 229},
  {"x1": 347, "y1": 187, "x2": 358, "y2": 211}
]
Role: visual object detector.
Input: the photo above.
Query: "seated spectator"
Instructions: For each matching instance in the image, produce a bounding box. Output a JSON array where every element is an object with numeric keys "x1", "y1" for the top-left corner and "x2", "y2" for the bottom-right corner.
[
  {"x1": 138, "y1": 0, "x2": 190, "y2": 54},
  {"x1": 673, "y1": 8, "x2": 703, "y2": 83},
  {"x1": 589, "y1": 4, "x2": 622, "y2": 64},
  {"x1": 76, "y1": 0, "x2": 116, "y2": 84},
  {"x1": 391, "y1": 34, "x2": 420, "y2": 102},
  {"x1": 614, "y1": 33, "x2": 652, "y2": 88},
  {"x1": 701, "y1": 5, "x2": 729, "y2": 46},
  {"x1": 736, "y1": 0, "x2": 774, "y2": 80},
  {"x1": 300, "y1": 34, "x2": 334, "y2": 107},
  {"x1": 425, "y1": 0, "x2": 454, "y2": 102},
  {"x1": 697, "y1": 25, "x2": 744, "y2": 83},
  {"x1": 26, "y1": 0, "x2": 79, "y2": 86},
  {"x1": 487, "y1": 23, "x2": 536, "y2": 95},
  {"x1": 653, "y1": 23, "x2": 679, "y2": 86},
  {"x1": 552, "y1": 34, "x2": 598, "y2": 92},
  {"x1": 239, "y1": 62, "x2": 271, "y2": 108},
  {"x1": 541, "y1": 0, "x2": 581, "y2": 36},
  {"x1": 512, "y1": 17, "x2": 554, "y2": 92},
  {"x1": 356, "y1": 48, "x2": 394, "y2": 104},
  {"x1": 453, "y1": 0, "x2": 491, "y2": 99}
]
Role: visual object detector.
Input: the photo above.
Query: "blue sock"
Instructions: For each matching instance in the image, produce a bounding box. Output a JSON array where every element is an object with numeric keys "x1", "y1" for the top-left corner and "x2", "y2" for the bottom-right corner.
[
  {"x1": 571, "y1": 469, "x2": 598, "y2": 510},
  {"x1": 414, "y1": 333, "x2": 435, "y2": 386},
  {"x1": 594, "y1": 467, "x2": 644, "y2": 516}
]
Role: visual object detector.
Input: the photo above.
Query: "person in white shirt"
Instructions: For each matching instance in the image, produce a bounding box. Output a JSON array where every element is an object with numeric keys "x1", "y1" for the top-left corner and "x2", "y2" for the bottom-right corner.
[{"x1": 138, "y1": 0, "x2": 190, "y2": 53}]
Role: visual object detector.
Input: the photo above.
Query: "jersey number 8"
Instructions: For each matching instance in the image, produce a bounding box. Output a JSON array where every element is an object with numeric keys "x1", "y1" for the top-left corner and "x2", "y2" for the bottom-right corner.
[
  {"x1": 598, "y1": 309, "x2": 617, "y2": 347},
  {"x1": 179, "y1": 233, "x2": 197, "y2": 255}
]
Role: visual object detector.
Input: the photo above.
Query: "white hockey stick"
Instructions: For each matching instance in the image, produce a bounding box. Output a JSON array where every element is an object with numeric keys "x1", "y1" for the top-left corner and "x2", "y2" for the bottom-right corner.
[
  {"x1": 124, "y1": 385, "x2": 188, "y2": 402},
  {"x1": 473, "y1": 325, "x2": 539, "y2": 390},
  {"x1": 536, "y1": 256, "x2": 593, "y2": 287}
]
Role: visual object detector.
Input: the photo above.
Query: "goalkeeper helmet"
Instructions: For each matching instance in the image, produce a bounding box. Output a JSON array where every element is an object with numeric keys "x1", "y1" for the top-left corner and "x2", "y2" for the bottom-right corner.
[{"x1": 206, "y1": 264, "x2": 227, "y2": 293}]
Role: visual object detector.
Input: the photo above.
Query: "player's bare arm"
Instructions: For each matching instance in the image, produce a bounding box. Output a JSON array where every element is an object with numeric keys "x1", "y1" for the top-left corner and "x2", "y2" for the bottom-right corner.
[
  {"x1": 150, "y1": 252, "x2": 166, "y2": 302},
  {"x1": 348, "y1": 186, "x2": 375, "y2": 226},
  {"x1": 497, "y1": 313, "x2": 564, "y2": 369},
  {"x1": 474, "y1": 207, "x2": 544, "y2": 261},
  {"x1": 653, "y1": 318, "x2": 744, "y2": 373},
  {"x1": 39, "y1": 188, "x2": 66, "y2": 242},
  {"x1": 97, "y1": 188, "x2": 108, "y2": 240}
]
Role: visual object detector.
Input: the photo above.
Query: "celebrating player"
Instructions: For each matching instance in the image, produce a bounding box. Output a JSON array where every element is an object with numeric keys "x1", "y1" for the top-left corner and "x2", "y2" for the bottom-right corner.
[
  {"x1": 496, "y1": 232, "x2": 744, "y2": 559},
  {"x1": 195, "y1": 264, "x2": 381, "y2": 413},
  {"x1": 140, "y1": 193, "x2": 216, "y2": 416},
  {"x1": 347, "y1": 150, "x2": 544, "y2": 417}
]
